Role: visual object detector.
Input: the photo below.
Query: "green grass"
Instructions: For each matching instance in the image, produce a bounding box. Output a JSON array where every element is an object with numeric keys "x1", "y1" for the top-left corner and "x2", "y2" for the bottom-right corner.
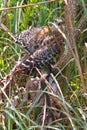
[{"x1": 0, "y1": 0, "x2": 87, "y2": 130}]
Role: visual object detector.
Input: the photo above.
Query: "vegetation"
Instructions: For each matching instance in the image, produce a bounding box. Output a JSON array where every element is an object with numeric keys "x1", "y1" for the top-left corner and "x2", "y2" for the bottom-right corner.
[{"x1": 0, "y1": 0, "x2": 87, "y2": 130}]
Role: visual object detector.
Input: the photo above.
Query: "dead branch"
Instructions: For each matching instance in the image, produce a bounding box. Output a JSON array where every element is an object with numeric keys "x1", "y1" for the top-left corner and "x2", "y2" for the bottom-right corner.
[
  {"x1": 0, "y1": 0, "x2": 56, "y2": 11},
  {"x1": 64, "y1": 0, "x2": 86, "y2": 92}
]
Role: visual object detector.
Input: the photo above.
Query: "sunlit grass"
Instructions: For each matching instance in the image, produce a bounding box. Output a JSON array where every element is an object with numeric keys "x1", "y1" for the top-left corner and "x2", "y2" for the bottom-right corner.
[{"x1": 0, "y1": 0, "x2": 87, "y2": 130}]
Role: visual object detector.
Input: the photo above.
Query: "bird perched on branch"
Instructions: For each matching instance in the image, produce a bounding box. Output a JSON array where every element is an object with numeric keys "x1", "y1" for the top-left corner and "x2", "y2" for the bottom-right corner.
[{"x1": 15, "y1": 20, "x2": 65, "y2": 74}]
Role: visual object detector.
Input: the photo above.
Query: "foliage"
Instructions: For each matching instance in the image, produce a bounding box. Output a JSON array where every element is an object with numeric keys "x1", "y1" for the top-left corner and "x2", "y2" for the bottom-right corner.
[{"x1": 0, "y1": 0, "x2": 87, "y2": 130}]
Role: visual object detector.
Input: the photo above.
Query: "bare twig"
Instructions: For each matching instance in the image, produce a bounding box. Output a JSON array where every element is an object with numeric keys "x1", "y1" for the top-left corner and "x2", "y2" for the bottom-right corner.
[
  {"x1": 64, "y1": 0, "x2": 86, "y2": 92},
  {"x1": 0, "y1": 0, "x2": 56, "y2": 11},
  {"x1": 0, "y1": 22, "x2": 16, "y2": 41}
]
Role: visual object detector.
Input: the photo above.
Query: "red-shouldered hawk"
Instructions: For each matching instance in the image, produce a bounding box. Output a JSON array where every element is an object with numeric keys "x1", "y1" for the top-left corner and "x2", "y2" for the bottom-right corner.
[{"x1": 15, "y1": 21, "x2": 65, "y2": 74}]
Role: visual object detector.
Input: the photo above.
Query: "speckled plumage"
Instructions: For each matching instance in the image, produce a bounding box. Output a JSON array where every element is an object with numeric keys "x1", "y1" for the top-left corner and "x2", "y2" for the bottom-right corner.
[
  {"x1": 16, "y1": 24, "x2": 64, "y2": 73},
  {"x1": 15, "y1": 26, "x2": 50, "y2": 54}
]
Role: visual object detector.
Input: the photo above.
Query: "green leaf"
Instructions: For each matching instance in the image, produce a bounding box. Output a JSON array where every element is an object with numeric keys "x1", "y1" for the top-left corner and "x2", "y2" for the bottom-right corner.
[{"x1": 0, "y1": 58, "x2": 4, "y2": 69}]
